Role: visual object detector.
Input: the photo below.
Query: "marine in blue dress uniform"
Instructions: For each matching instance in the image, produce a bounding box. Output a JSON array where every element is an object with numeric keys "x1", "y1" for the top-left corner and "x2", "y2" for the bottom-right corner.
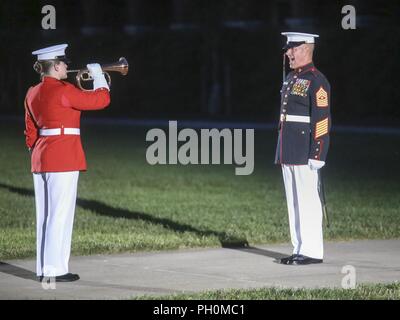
[{"x1": 276, "y1": 32, "x2": 331, "y2": 265}]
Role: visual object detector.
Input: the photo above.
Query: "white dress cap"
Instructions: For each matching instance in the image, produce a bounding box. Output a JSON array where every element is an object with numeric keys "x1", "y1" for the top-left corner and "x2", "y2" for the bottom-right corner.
[
  {"x1": 281, "y1": 32, "x2": 319, "y2": 50},
  {"x1": 282, "y1": 32, "x2": 319, "y2": 43},
  {"x1": 32, "y1": 44, "x2": 68, "y2": 61}
]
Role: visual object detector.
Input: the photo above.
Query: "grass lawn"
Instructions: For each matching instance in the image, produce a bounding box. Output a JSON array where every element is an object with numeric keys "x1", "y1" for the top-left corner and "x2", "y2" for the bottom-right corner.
[
  {"x1": 1, "y1": 119, "x2": 400, "y2": 260},
  {"x1": 135, "y1": 282, "x2": 400, "y2": 300}
]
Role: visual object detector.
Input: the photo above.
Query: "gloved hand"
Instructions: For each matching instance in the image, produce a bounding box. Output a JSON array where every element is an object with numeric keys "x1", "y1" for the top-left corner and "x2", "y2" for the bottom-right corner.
[
  {"x1": 86, "y1": 63, "x2": 109, "y2": 91},
  {"x1": 308, "y1": 159, "x2": 325, "y2": 170},
  {"x1": 87, "y1": 63, "x2": 102, "y2": 78}
]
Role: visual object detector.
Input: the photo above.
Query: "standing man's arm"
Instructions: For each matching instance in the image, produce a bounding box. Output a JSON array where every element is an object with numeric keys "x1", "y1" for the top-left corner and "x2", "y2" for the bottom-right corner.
[
  {"x1": 61, "y1": 85, "x2": 110, "y2": 111},
  {"x1": 24, "y1": 93, "x2": 38, "y2": 153},
  {"x1": 61, "y1": 64, "x2": 111, "y2": 111},
  {"x1": 308, "y1": 76, "x2": 331, "y2": 170}
]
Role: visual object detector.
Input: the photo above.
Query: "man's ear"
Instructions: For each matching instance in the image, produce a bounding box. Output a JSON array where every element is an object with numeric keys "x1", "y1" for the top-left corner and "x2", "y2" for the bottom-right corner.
[{"x1": 53, "y1": 62, "x2": 60, "y2": 72}]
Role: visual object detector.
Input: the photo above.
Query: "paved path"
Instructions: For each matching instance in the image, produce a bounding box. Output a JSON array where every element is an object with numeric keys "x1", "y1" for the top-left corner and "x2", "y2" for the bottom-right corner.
[{"x1": 1, "y1": 240, "x2": 399, "y2": 299}]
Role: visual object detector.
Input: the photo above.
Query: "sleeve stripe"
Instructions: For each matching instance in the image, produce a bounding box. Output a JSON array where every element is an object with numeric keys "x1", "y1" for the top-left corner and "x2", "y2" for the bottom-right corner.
[{"x1": 315, "y1": 118, "x2": 329, "y2": 139}]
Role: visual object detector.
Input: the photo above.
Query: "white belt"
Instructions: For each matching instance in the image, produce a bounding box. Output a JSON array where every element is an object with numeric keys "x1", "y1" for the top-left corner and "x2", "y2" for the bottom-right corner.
[
  {"x1": 280, "y1": 114, "x2": 310, "y2": 123},
  {"x1": 39, "y1": 128, "x2": 80, "y2": 136}
]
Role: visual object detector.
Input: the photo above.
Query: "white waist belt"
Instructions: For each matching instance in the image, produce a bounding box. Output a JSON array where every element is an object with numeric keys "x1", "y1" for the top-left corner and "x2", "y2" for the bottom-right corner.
[
  {"x1": 39, "y1": 128, "x2": 80, "y2": 136},
  {"x1": 280, "y1": 114, "x2": 310, "y2": 123}
]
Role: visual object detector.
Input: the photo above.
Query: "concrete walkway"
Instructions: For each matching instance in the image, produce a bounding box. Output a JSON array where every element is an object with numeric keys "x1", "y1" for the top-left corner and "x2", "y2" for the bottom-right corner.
[{"x1": 1, "y1": 239, "x2": 399, "y2": 299}]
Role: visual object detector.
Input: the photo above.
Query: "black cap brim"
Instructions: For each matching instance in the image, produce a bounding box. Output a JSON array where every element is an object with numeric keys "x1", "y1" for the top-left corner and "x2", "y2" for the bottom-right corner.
[{"x1": 283, "y1": 41, "x2": 306, "y2": 51}]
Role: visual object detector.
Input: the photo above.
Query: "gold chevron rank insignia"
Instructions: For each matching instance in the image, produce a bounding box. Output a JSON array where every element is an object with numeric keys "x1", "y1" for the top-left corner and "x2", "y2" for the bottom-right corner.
[
  {"x1": 315, "y1": 118, "x2": 329, "y2": 139},
  {"x1": 316, "y1": 86, "x2": 328, "y2": 107}
]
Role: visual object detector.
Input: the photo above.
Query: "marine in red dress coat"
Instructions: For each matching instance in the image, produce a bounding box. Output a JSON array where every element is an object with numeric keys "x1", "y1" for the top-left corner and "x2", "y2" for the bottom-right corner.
[
  {"x1": 26, "y1": 43, "x2": 111, "y2": 282},
  {"x1": 24, "y1": 77, "x2": 110, "y2": 172}
]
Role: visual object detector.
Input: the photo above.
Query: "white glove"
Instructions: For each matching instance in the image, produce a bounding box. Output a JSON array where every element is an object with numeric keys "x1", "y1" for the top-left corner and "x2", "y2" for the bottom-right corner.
[
  {"x1": 87, "y1": 63, "x2": 102, "y2": 77},
  {"x1": 308, "y1": 159, "x2": 325, "y2": 170},
  {"x1": 86, "y1": 63, "x2": 109, "y2": 91}
]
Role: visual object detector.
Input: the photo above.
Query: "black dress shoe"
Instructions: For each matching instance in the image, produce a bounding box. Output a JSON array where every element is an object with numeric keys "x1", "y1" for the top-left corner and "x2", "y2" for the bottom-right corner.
[
  {"x1": 55, "y1": 273, "x2": 80, "y2": 282},
  {"x1": 291, "y1": 254, "x2": 323, "y2": 265},
  {"x1": 278, "y1": 254, "x2": 299, "y2": 265},
  {"x1": 38, "y1": 273, "x2": 80, "y2": 282}
]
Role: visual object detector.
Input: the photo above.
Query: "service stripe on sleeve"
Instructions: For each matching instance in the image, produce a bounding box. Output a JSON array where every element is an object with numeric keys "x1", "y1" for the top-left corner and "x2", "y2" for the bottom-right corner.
[{"x1": 315, "y1": 117, "x2": 329, "y2": 139}]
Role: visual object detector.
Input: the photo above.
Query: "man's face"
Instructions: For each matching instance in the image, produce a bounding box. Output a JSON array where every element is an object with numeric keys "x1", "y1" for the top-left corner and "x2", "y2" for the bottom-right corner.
[
  {"x1": 55, "y1": 61, "x2": 68, "y2": 79},
  {"x1": 285, "y1": 45, "x2": 305, "y2": 69}
]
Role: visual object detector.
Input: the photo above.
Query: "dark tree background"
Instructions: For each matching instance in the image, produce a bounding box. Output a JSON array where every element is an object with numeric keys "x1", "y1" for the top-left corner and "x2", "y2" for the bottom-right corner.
[{"x1": 1, "y1": 0, "x2": 399, "y2": 125}]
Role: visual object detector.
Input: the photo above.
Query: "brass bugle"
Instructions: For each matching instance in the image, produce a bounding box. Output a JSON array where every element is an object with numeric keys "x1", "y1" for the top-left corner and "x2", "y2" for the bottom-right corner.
[{"x1": 67, "y1": 57, "x2": 129, "y2": 91}]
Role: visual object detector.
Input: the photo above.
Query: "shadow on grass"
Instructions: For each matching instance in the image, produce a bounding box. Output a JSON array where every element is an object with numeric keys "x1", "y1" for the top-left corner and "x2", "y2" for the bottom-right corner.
[
  {"x1": 0, "y1": 182, "x2": 287, "y2": 259},
  {"x1": 0, "y1": 262, "x2": 37, "y2": 281}
]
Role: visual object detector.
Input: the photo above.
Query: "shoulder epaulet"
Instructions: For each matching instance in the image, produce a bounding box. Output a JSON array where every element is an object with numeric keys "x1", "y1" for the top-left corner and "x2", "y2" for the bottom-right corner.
[{"x1": 309, "y1": 67, "x2": 320, "y2": 77}]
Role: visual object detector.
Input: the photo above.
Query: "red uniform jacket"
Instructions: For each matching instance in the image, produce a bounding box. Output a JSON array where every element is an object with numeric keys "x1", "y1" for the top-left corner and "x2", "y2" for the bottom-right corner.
[{"x1": 24, "y1": 76, "x2": 110, "y2": 173}]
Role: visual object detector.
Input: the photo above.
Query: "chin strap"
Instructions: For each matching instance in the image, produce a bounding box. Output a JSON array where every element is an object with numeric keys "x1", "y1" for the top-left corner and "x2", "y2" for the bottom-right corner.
[{"x1": 282, "y1": 53, "x2": 286, "y2": 84}]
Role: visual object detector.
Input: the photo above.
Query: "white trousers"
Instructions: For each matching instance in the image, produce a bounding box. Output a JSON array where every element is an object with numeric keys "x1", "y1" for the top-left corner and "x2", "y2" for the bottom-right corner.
[
  {"x1": 281, "y1": 165, "x2": 324, "y2": 259},
  {"x1": 33, "y1": 171, "x2": 79, "y2": 277}
]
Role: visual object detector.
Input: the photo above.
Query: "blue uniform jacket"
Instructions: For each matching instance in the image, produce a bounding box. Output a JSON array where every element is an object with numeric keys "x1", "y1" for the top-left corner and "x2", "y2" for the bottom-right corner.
[{"x1": 275, "y1": 62, "x2": 331, "y2": 165}]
